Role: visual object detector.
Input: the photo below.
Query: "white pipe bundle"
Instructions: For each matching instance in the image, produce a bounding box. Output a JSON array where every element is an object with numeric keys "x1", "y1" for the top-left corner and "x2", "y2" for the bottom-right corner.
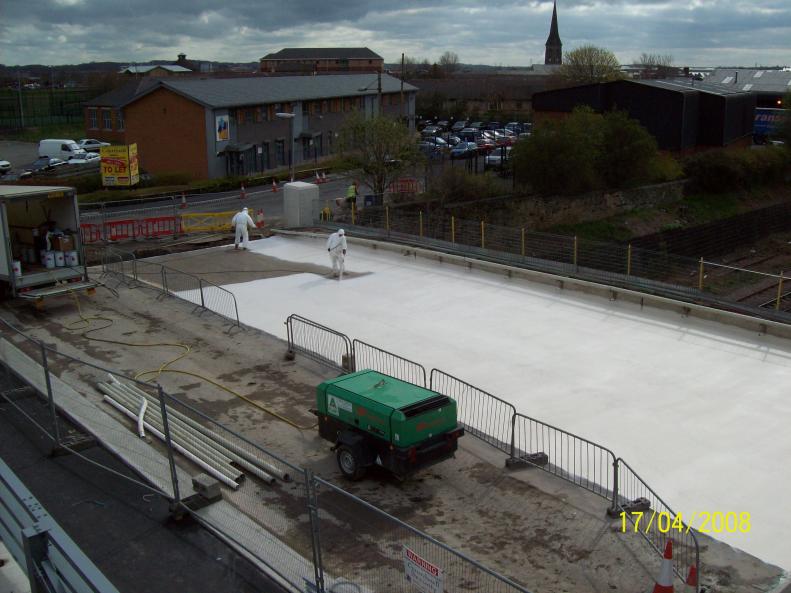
[{"x1": 99, "y1": 377, "x2": 284, "y2": 486}]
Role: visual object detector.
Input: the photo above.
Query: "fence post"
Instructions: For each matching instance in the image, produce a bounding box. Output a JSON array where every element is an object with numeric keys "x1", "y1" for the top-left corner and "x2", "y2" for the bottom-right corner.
[
  {"x1": 573, "y1": 236, "x2": 578, "y2": 268},
  {"x1": 385, "y1": 206, "x2": 390, "y2": 234},
  {"x1": 100, "y1": 203, "x2": 107, "y2": 244},
  {"x1": 480, "y1": 220, "x2": 485, "y2": 249},
  {"x1": 609, "y1": 457, "x2": 620, "y2": 516},
  {"x1": 351, "y1": 203, "x2": 356, "y2": 226},
  {"x1": 419, "y1": 211, "x2": 423, "y2": 238},
  {"x1": 627, "y1": 244, "x2": 632, "y2": 277},
  {"x1": 170, "y1": 195, "x2": 177, "y2": 232},
  {"x1": 698, "y1": 258, "x2": 705, "y2": 291},
  {"x1": 304, "y1": 469, "x2": 326, "y2": 593},
  {"x1": 157, "y1": 386, "x2": 181, "y2": 508},
  {"x1": 40, "y1": 343, "x2": 61, "y2": 448},
  {"x1": 509, "y1": 413, "x2": 517, "y2": 464},
  {"x1": 521, "y1": 227, "x2": 525, "y2": 257},
  {"x1": 776, "y1": 272, "x2": 784, "y2": 310},
  {"x1": 199, "y1": 278, "x2": 206, "y2": 309},
  {"x1": 161, "y1": 266, "x2": 168, "y2": 295},
  {"x1": 451, "y1": 216, "x2": 456, "y2": 243}
]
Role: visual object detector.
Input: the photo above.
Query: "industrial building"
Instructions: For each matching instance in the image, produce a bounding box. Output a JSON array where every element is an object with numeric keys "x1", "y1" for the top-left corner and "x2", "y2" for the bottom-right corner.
[{"x1": 532, "y1": 79, "x2": 756, "y2": 151}]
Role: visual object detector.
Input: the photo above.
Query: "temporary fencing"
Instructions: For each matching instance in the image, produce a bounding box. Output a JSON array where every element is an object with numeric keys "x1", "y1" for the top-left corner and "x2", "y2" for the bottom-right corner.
[
  {"x1": 616, "y1": 458, "x2": 700, "y2": 585},
  {"x1": 430, "y1": 369, "x2": 516, "y2": 456},
  {"x1": 313, "y1": 475, "x2": 532, "y2": 593},
  {"x1": 284, "y1": 314, "x2": 700, "y2": 590},
  {"x1": 352, "y1": 339, "x2": 427, "y2": 386},
  {"x1": 285, "y1": 314, "x2": 353, "y2": 371},
  {"x1": 180, "y1": 211, "x2": 236, "y2": 233},
  {"x1": 0, "y1": 312, "x2": 532, "y2": 593}
]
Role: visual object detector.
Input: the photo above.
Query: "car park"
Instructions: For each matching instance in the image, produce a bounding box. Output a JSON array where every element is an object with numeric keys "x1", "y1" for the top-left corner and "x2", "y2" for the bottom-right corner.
[{"x1": 78, "y1": 138, "x2": 111, "y2": 152}]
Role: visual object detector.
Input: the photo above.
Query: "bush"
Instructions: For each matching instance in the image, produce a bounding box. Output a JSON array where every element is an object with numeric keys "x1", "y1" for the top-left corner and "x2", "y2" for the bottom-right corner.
[
  {"x1": 426, "y1": 168, "x2": 509, "y2": 204},
  {"x1": 684, "y1": 147, "x2": 791, "y2": 193}
]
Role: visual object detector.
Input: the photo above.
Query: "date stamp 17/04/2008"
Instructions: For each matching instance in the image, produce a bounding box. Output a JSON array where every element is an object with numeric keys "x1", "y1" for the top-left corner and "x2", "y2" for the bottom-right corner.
[{"x1": 620, "y1": 511, "x2": 751, "y2": 534}]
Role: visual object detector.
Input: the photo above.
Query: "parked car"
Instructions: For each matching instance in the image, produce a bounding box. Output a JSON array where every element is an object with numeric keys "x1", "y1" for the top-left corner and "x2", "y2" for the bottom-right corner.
[
  {"x1": 445, "y1": 135, "x2": 462, "y2": 146},
  {"x1": 418, "y1": 142, "x2": 443, "y2": 160},
  {"x1": 469, "y1": 121, "x2": 484, "y2": 129},
  {"x1": 26, "y1": 156, "x2": 68, "y2": 173},
  {"x1": 451, "y1": 120, "x2": 468, "y2": 132},
  {"x1": 422, "y1": 125, "x2": 442, "y2": 136},
  {"x1": 422, "y1": 136, "x2": 449, "y2": 150},
  {"x1": 68, "y1": 152, "x2": 101, "y2": 164},
  {"x1": 485, "y1": 121, "x2": 502, "y2": 131},
  {"x1": 450, "y1": 142, "x2": 479, "y2": 159},
  {"x1": 0, "y1": 160, "x2": 10, "y2": 175},
  {"x1": 78, "y1": 138, "x2": 111, "y2": 152},
  {"x1": 436, "y1": 120, "x2": 450, "y2": 131}
]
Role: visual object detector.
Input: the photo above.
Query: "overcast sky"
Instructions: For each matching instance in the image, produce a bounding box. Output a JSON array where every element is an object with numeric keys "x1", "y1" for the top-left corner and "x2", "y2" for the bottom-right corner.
[{"x1": 1, "y1": 0, "x2": 789, "y2": 68}]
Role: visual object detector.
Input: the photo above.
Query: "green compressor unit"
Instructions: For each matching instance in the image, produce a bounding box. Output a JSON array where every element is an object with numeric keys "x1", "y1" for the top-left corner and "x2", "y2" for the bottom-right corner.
[{"x1": 315, "y1": 370, "x2": 465, "y2": 480}]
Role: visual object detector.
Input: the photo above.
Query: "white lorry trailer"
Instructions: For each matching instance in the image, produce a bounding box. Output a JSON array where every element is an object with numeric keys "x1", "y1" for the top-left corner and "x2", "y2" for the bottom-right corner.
[{"x1": 0, "y1": 185, "x2": 96, "y2": 302}]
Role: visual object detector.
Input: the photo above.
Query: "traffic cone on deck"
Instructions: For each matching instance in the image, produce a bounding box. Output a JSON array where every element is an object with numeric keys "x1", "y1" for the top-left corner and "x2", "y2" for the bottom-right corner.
[
  {"x1": 271, "y1": 178, "x2": 278, "y2": 192},
  {"x1": 240, "y1": 183, "x2": 246, "y2": 199},
  {"x1": 179, "y1": 192, "x2": 186, "y2": 209},
  {"x1": 255, "y1": 209, "x2": 265, "y2": 228},
  {"x1": 652, "y1": 540, "x2": 674, "y2": 593},
  {"x1": 685, "y1": 564, "x2": 697, "y2": 588}
]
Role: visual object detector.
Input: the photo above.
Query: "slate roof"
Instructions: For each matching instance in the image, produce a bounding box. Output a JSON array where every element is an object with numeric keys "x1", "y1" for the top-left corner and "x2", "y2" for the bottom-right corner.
[
  {"x1": 638, "y1": 79, "x2": 753, "y2": 97},
  {"x1": 83, "y1": 78, "x2": 161, "y2": 107},
  {"x1": 124, "y1": 74, "x2": 416, "y2": 109},
  {"x1": 708, "y1": 69, "x2": 791, "y2": 93},
  {"x1": 261, "y1": 48, "x2": 382, "y2": 61},
  {"x1": 120, "y1": 64, "x2": 193, "y2": 74}
]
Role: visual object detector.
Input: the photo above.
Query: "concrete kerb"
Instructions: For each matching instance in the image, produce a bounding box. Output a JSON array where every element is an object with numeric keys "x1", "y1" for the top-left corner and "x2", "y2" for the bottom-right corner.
[{"x1": 271, "y1": 229, "x2": 791, "y2": 341}]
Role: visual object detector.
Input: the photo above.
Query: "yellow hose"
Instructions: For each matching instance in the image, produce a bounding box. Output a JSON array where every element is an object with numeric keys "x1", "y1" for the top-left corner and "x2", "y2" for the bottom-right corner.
[{"x1": 67, "y1": 291, "x2": 315, "y2": 430}]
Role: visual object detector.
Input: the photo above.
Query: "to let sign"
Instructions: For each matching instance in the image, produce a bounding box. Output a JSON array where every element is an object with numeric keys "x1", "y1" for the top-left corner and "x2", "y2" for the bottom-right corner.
[{"x1": 403, "y1": 546, "x2": 443, "y2": 593}]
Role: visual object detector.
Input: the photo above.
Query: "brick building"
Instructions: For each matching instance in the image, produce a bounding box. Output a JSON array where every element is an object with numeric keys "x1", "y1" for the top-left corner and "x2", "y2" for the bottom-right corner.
[
  {"x1": 260, "y1": 48, "x2": 383, "y2": 74},
  {"x1": 84, "y1": 74, "x2": 417, "y2": 180}
]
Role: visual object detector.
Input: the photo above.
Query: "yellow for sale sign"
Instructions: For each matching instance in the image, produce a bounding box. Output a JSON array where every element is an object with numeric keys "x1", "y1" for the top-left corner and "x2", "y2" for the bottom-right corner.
[{"x1": 100, "y1": 144, "x2": 140, "y2": 187}]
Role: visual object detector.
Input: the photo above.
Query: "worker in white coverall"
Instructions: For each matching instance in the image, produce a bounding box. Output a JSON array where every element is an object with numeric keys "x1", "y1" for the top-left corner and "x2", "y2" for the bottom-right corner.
[
  {"x1": 231, "y1": 207, "x2": 256, "y2": 250},
  {"x1": 326, "y1": 229, "x2": 347, "y2": 279}
]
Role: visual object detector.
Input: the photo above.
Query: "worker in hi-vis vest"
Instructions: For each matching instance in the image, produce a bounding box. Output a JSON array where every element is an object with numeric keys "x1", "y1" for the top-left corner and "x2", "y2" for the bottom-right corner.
[
  {"x1": 231, "y1": 207, "x2": 256, "y2": 250},
  {"x1": 326, "y1": 229, "x2": 347, "y2": 279}
]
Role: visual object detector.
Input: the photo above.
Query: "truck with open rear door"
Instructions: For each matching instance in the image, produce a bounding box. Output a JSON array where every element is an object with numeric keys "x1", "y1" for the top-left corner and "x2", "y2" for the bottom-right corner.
[{"x1": 0, "y1": 185, "x2": 96, "y2": 304}]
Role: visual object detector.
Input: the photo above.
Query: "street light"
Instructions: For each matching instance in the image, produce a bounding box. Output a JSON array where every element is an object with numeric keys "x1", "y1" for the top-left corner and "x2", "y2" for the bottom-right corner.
[
  {"x1": 357, "y1": 70, "x2": 382, "y2": 116},
  {"x1": 275, "y1": 112, "x2": 296, "y2": 181}
]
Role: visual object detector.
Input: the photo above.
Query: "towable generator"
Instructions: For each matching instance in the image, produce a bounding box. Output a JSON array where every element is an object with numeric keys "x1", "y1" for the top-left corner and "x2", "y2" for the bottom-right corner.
[{"x1": 315, "y1": 370, "x2": 464, "y2": 480}]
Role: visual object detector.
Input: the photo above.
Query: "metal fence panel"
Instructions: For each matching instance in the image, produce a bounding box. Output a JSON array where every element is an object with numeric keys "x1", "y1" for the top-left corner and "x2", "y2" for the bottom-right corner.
[
  {"x1": 199, "y1": 279, "x2": 241, "y2": 327},
  {"x1": 162, "y1": 265, "x2": 202, "y2": 307},
  {"x1": 286, "y1": 314, "x2": 353, "y2": 371},
  {"x1": 616, "y1": 458, "x2": 700, "y2": 588},
  {"x1": 313, "y1": 476, "x2": 532, "y2": 593},
  {"x1": 512, "y1": 412, "x2": 616, "y2": 501},
  {"x1": 352, "y1": 339, "x2": 427, "y2": 386},
  {"x1": 429, "y1": 369, "x2": 516, "y2": 457}
]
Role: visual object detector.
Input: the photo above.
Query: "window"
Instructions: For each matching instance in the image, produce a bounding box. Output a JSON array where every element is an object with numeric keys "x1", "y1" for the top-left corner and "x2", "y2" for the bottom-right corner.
[
  {"x1": 317, "y1": 101, "x2": 325, "y2": 115},
  {"x1": 302, "y1": 102, "x2": 309, "y2": 116},
  {"x1": 245, "y1": 109, "x2": 254, "y2": 124},
  {"x1": 273, "y1": 103, "x2": 282, "y2": 113},
  {"x1": 275, "y1": 139, "x2": 285, "y2": 166},
  {"x1": 261, "y1": 142, "x2": 270, "y2": 169},
  {"x1": 116, "y1": 109, "x2": 125, "y2": 130},
  {"x1": 327, "y1": 131, "x2": 333, "y2": 153},
  {"x1": 88, "y1": 109, "x2": 98, "y2": 129},
  {"x1": 102, "y1": 109, "x2": 112, "y2": 130},
  {"x1": 302, "y1": 137, "x2": 311, "y2": 160}
]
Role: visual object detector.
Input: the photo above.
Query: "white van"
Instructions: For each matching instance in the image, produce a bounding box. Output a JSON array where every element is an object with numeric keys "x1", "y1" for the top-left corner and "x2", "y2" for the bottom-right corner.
[{"x1": 38, "y1": 139, "x2": 87, "y2": 161}]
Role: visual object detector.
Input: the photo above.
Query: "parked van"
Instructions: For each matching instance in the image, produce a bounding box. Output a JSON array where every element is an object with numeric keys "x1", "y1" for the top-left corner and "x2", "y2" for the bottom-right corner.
[{"x1": 38, "y1": 139, "x2": 87, "y2": 161}]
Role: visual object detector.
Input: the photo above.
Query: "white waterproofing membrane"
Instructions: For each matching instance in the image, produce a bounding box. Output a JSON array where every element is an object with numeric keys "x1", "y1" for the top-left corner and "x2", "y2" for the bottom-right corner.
[{"x1": 209, "y1": 235, "x2": 791, "y2": 569}]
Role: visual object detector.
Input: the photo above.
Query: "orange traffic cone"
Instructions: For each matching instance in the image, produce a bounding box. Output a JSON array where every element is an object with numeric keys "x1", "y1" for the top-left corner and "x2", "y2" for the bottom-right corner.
[
  {"x1": 315, "y1": 170, "x2": 322, "y2": 184},
  {"x1": 652, "y1": 540, "x2": 674, "y2": 593},
  {"x1": 179, "y1": 192, "x2": 187, "y2": 209},
  {"x1": 271, "y1": 179, "x2": 278, "y2": 192},
  {"x1": 255, "y1": 209, "x2": 265, "y2": 228},
  {"x1": 321, "y1": 171, "x2": 328, "y2": 183},
  {"x1": 240, "y1": 183, "x2": 246, "y2": 199},
  {"x1": 685, "y1": 564, "x2": 697, "y2": 588}
]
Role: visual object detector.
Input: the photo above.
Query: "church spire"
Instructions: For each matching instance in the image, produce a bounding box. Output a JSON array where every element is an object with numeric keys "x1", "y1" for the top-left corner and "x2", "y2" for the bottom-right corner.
[{"x1": 544, "y1": 0, "x2": 562, "y2": 65}]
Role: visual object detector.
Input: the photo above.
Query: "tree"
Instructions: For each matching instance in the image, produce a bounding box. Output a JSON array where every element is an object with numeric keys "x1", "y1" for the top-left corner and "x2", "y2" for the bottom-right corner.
[
  {"x1": 636, "y1": 53, "x2": 675, "y2": 79},
  {"x1": 598, "y1": 111, "x2": 659, "y2": 188},
  {"x1": 438, "y1": 51, "x2": 460, "y2": 77},
  {"x1": 336, "y1": 114, "x2": 424, "y2": 197},
  {"x1": 559, "y1": 45, "x2": 621, "y2": 85}
]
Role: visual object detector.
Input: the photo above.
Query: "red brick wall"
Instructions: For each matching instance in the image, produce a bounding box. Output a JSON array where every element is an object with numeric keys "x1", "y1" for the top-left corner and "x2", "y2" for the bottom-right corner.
[
  {"x1": 124, "y1": 88, "x2": 207, "y2": 179},
  {"x1": 82, "y1": 107, "x2": 127, "y2": 145}
]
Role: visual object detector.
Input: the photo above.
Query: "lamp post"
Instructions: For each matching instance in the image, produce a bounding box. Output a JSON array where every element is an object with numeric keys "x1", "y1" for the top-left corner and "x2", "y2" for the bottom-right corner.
[
  {"x1": 275, "y1": 112, "x2": 296, "y2": 181},
  {"x1": 357, "y1": 70, "x2": 383, "y2": 116}
]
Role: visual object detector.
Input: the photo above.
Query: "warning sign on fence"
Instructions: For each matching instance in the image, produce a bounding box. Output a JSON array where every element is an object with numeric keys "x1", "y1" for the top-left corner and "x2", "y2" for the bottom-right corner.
[{"x1": 403, "y1": 546, "x2": 443, "y2": 593}]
